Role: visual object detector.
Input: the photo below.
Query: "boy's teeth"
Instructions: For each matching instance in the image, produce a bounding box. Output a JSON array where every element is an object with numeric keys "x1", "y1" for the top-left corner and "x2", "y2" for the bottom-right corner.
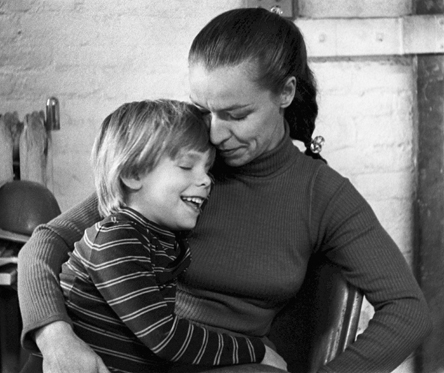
[{"x1": 182, "y1": 197, "x2": 204, "y2": 206}]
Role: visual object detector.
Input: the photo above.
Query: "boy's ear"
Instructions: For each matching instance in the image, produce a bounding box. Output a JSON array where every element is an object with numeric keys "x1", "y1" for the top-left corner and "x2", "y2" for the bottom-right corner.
[
  {"x1": 121, "y1": 175, "x2": 142, "y2": 191},
  {"x1": 279, "y1": 76, "x2": 296, "y2": 109}
]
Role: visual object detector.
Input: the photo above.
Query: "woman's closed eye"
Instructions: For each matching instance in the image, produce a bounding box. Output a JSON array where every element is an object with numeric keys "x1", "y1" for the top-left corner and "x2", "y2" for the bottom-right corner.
[
  {"x1": 192, "y1": 102, "x2": 250, "y2": 122},
  {"x1": 225, "y1": 109, "x2": 251, "y2": 121},
  {"x1": 228, "y1": 113, "x2": 247, "y2": 121}
]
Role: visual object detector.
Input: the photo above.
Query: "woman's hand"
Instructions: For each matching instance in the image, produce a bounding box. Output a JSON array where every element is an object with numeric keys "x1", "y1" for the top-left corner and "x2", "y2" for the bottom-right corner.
[
  {"x1": 260, "y1": 345, "x2": 288, "y2": 372},
  {"x1": 35, "y1": 321, "x2": 110, "y2": 373}
]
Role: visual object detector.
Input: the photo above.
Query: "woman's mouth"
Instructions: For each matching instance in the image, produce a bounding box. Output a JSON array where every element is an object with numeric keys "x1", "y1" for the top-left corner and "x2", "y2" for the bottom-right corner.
[{"x1": 219, "y1": 147, "x2": 240, "y2": 157}]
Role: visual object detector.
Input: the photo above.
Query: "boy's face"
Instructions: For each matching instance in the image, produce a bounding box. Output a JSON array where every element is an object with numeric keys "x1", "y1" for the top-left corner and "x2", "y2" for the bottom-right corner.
[{"x1": 127, "y1": 149, "x2": 213, "y2": 231}]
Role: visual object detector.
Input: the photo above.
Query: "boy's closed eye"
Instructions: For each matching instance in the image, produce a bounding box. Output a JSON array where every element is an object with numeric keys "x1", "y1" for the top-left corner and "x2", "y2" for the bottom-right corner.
[{"x1": 179, "y1": 165, "x2": 193, "y2": 170}]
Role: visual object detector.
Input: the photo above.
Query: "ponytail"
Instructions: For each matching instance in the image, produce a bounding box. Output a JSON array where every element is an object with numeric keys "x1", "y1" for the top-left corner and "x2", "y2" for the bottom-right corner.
[{"x1": 285, "y1": 69, "x2": 326, "y2": 162}]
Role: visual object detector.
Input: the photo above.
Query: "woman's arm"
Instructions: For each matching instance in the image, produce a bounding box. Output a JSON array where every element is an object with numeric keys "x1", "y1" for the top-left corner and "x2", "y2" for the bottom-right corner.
[
  {"x1": 17, "y1": 192, "x2": 101, "y2": 350},
  {"x1": 34, "y1": 321, "x2": 110, "y2": 373},
  {"x1": 311, "y1": 168, "x2": 432, "y2": 372}
]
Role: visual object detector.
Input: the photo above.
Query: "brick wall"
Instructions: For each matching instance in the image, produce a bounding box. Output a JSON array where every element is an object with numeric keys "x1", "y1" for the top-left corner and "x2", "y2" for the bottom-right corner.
[
  {"x1": 312, "y1": 58, "x2": 416, "y2": 373},
  {"x1": 314, "y1": 58, "x2": 416, "y2": 263},
  {"x1": 0, "y1": 0, "x2": 243, "y2": 209}
]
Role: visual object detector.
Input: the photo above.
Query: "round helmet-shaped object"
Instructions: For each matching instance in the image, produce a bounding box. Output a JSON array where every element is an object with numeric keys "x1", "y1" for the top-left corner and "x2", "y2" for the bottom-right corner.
[{"x1": 0, "y1": 180, "x2": 61, "y2": 242}]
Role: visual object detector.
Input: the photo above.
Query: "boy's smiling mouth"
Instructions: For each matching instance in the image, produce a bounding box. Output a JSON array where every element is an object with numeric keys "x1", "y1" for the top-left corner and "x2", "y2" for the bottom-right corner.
[{"x1": 181, "y1": 196, "x2": 206, "y2": 211}]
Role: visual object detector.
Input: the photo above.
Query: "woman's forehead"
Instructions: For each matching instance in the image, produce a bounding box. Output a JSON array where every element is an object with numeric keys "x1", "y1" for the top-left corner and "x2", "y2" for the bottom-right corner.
[{"x1": 189, "y1": 62, "x2": 263, "y2": 110}]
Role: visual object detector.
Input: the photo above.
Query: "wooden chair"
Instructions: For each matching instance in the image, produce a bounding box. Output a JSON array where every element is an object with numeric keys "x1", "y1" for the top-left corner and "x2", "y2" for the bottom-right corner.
[{"x1": 269, "y1": 254, "x2": 363, "y2": 373}]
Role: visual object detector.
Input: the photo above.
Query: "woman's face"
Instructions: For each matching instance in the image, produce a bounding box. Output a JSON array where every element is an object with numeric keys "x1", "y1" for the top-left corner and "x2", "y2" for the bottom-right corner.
[{"x1": 189, "y1": 61, "x2": 293, "y2": 167}]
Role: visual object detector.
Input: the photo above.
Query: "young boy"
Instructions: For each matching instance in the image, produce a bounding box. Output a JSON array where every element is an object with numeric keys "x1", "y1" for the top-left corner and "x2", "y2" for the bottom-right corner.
[{"x1": 59, "y1": 100, "x2": 268, "y2": 372}]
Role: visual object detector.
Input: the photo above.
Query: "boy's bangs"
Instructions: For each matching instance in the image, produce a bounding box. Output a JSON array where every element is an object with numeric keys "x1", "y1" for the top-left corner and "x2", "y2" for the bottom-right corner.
[{"x1": 165, "y1": 115, "x2": 212, "y2": 159}]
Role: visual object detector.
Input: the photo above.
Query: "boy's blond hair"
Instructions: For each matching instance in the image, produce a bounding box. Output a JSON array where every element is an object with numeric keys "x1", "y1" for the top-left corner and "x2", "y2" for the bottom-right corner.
[{"x1": 92, "y1": 99, "x2": 214, "y2": 217}]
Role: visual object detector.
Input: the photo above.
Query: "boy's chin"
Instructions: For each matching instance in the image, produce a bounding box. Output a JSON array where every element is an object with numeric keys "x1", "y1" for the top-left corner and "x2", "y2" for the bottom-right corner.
[{"x1": 173, "y1": 221, "x2": 197, "y2": 232}]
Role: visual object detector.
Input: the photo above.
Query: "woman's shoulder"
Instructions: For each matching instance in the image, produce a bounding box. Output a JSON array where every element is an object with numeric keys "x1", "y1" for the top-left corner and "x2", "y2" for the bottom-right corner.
[
  {"x1": 291, "y1": 150, "x2": 374, "y2": 222},
  {"x1": 299, "y1": 154, "x2": 376, "y2": 225},
  {"x1": 292, "y1": 148, "x2": 349, "y2": 193}
]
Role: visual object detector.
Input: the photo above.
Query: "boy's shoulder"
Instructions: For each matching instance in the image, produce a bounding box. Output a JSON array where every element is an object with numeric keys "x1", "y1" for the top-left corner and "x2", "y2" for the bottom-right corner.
[
  {"x1": 85, "y1": 212, "x2": 147, "y2": 244},
  {"x1": 101, "y1": 212, "x2": 133, "y2": 226}
]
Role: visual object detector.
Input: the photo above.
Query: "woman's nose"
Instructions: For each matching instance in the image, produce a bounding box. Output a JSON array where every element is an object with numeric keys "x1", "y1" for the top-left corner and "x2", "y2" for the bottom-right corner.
[{"x1": 209, "y1": 116, "x2": 229, "y2": 146}]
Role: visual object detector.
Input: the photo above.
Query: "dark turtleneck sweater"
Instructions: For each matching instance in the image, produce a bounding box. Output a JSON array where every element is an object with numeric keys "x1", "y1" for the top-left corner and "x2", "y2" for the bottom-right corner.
[{"x1": 18, "y1": 133, "x2": 431, "y2": 373}]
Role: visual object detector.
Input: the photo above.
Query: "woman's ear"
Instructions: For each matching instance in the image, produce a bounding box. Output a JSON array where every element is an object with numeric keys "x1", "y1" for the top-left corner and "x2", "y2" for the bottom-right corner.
[
  {"x1": 121, "y1": 175, "x2": 142, "y2": 191},
  {"x1": 279, "y1": 76, "x2": 296, "y2": 109}
]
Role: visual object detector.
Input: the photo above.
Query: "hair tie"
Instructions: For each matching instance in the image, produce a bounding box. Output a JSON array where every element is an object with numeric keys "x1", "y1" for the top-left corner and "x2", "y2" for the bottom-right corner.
[
  {"x1": 270, "y1": 6, "x2": 284, "y2": 16},
  {"x1": 310, "y1": 136, "x2": 325, "y2": 154}
]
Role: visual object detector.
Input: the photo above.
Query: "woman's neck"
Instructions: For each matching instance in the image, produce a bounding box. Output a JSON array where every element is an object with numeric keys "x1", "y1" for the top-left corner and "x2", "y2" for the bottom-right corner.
[{"x1": 212, "y1": 125, "x2": 297, "y2": 180}]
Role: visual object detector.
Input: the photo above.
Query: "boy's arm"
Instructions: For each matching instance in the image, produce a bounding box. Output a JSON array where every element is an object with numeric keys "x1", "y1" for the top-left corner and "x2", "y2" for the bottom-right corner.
[
  {"x1": 17, "y1": 193, "x2": 101, "y2": 350},
  {"x1": 83, "y1": 226, "x2": 266, "y2": 366}
]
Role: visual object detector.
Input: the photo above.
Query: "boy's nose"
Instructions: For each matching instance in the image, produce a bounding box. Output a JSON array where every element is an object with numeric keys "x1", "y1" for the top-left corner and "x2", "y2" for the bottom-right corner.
[{"x1": 200, "y1": 172, "x2": 212, "y2": 188}]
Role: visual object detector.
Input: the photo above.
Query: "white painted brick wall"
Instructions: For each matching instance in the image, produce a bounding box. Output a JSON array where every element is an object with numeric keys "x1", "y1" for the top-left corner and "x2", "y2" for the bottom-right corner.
[
  {"x1": 312, "y1": 57, "x2": 417, "y2": 373},
  {"x1": 314, "y1": 58, "x2": 416, "y2": 260},
  {"x1": 0, "y1": 0, "x2": 245, "y2": 209},
  {"x1": 0, "y1": 1, "x2": 418, "y2": 372}
]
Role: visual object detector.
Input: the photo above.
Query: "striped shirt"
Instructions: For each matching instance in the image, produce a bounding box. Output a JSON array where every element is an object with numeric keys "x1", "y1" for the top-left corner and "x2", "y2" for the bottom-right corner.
[{"x1": 60, "y1": 207, "x2": 265, "y2": 373}]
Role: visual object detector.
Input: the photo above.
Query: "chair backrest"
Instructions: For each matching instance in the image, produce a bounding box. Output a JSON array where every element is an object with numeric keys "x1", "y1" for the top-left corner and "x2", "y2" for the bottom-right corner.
[{"x1": 269, "y1": 255, "x2": 363, "y2": 373}]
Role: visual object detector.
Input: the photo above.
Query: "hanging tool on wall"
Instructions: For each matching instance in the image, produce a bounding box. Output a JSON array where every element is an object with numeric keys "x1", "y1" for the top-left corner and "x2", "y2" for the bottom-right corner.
[{"x1": 0, "y1": 97, "x2": 60, "y2": 187}]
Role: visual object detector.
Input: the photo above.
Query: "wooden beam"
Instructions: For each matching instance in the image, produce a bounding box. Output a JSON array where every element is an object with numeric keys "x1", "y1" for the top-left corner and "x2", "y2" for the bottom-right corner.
[
  {"x1": 295, "y1": 15, "x2": 444, "y2": 58},
  {"x1": 415, "y1": 54, "x2": 444, "y2": 373},
  {"x1": 415, "y1": 1, "x2": 444, "y2": 371}
]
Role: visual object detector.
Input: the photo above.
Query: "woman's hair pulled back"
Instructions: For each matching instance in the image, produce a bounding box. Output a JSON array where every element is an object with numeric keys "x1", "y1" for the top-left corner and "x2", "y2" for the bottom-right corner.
[{"x1": 189, "y1": 7, "x2": 321, "y2": 160}]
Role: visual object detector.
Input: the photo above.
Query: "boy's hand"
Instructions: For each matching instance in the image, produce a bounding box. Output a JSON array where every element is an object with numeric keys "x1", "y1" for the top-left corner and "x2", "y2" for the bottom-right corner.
[{"x1": 260, "y1": 345, "x2": 288, "y2": 372}]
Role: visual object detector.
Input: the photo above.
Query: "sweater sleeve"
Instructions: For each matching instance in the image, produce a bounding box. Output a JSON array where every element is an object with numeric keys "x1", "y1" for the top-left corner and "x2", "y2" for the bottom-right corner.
[
  {"x1": 17, "y1": 193, "x2": 101, "y2": 351},
  {"x1": 310, "y1": 166, "x2": 432, "y2": 373},
  {"x1": 80, "y1": 225, "x2": 265, "y2": 366}
]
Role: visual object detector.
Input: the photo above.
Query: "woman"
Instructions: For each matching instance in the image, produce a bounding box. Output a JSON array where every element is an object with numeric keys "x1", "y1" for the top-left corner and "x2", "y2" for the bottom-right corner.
[{"x1": 18, "y1": 8, "x2": 431, "y2": 373}]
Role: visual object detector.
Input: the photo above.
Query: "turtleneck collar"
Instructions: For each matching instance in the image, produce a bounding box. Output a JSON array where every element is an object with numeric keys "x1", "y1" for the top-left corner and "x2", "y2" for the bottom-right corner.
[
  {"x1": 115, "y1": 206, "x2": 178, "y2": 245},
  {"x1": 212, "y1": 123, "x2": 300, "y2": 179}
]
